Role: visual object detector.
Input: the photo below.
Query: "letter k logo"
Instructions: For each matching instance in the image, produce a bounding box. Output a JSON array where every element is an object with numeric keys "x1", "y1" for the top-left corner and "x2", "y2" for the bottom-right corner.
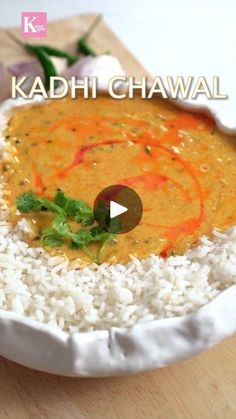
[
  {"x1": 23, "y1": 16, "x2": 37, "y2": 33},
  {"x1": 21, "y1": 12, "x2": 47, "y2": 38}
]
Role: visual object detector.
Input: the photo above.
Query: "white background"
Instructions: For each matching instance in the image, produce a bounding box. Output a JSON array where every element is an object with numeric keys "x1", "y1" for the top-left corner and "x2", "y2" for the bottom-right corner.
[
  {"x1": 0, "y1": 0, "x2": 235, "y2": 76},
  {"x1": 1, "y1": 0, "x2": 236, "y2": 129}
]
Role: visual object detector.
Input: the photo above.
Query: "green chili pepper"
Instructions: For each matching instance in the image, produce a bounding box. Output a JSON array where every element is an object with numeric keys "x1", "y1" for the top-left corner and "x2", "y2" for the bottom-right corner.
[
  {"x1": 26, "y1": 45, "x2": 57, "y2": 91},
  {"x1": 78, "y1": 38, "x2": 96, "y2": 56},
  {"x1": 35, "y1": 45, "x2": 78, "y2": 66},
  {"x1": 7, "y1": 32, "x2": 80, "y2": 90},
  {"x1": 7, "y1": 32, "x2": 78, "y2": 66},
  {"x1": 77, "y1": 14, "x2": 103, "y2": 56}
]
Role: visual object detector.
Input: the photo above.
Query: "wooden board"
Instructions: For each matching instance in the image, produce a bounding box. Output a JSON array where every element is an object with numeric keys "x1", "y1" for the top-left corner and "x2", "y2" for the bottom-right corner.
[
  {"x1": 0, "y1": 14, "x2": 235, "y2": 419},
  {"x1": 0, "y1": 336, "x2": 235, "y2": 419},
  {"x1": 0, "y1": 13, "x2": 149, "y2": 78}
]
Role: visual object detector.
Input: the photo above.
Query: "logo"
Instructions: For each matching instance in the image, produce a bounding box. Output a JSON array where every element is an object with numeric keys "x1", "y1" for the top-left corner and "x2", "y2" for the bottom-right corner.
[{"x1": 21, "y1": 12, "x2": 47, "y2": 38}]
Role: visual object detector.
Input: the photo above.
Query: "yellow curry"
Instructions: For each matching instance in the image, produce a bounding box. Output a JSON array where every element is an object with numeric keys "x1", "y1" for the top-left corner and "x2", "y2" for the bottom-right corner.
[{"x1": 3, "y1": 96, "x2": 236, "y2": 264}]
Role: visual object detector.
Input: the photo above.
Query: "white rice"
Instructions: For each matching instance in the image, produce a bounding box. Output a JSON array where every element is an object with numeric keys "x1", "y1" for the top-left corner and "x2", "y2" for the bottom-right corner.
[
  {"x1": 0, "y1": 181, "x2": 235, "y2": 333},
  {"x1": 0, "y1": 99, "x2": 236, "y2": 333}
]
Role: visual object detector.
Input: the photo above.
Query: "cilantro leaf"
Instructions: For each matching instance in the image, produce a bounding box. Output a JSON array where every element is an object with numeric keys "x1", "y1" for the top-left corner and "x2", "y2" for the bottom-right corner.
[
  {"x1": 90, "y1": 226, "x2": 114, "y2": 243},
  {"x1": 16, "y1": 191, "x2": 42, "y2": 213},
  {"x1": 71, "y1": 227, "x2": 114, "y2": 249},
  {"x1": 16, "y1": 189, "x2": 117, "y2": 264},
  {"x1": 17, "y1": 191, "x2": 64, "y2": 214},
  {"x1": 70, "y1": 229, "x2": 93, "y2": 248},
  {"x1": 52, "y1": 213, "x2": 71, "y2": 237},
  {"x1": 54, "y1": 189, "x2": 94, "y2": 225},
  {"x1": 40, "y1": 198, "x2": 64, "y2": 214},
  {"x1": 53, "y1": 189, "x2": 66, "y2": 208},
  {"x1": 74, "y1": 203, "x2": 94, "y2": 226},
  {"x1": 41, "y1": 228, "x2": 65, "y2": 247}
]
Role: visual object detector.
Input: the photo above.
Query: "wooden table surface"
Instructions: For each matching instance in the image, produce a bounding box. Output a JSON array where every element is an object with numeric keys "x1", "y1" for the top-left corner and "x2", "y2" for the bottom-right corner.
[
  {"x1": 0, "y1": 336, "x2": 235, "y2": 419},
  {"x1": 0, "y1": 14, "x2": 235, "y2": 419}
]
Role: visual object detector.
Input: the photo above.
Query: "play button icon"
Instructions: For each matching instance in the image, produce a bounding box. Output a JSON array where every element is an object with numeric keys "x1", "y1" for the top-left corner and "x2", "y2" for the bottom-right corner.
[
  {"x1": 110, "y1": 201, "x2": 128, "y2": 219},
  {"x1": 94, "y1": 185, "x2": 143, "y2": 234}
]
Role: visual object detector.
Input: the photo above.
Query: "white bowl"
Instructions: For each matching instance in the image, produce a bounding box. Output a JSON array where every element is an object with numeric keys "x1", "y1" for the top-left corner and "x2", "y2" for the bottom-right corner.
[
  {"x1": 0, "y1": 286, "x2": 235, "y2": 376},
  {"x1": 0, "y1": 92, "x2": 235, "y2": 377}
]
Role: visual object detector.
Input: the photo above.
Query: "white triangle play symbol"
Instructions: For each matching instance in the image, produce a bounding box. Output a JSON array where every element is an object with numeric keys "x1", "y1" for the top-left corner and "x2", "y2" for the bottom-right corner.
[{"x1": 110, "y1": 200, "x2": 128, "y2": 219}]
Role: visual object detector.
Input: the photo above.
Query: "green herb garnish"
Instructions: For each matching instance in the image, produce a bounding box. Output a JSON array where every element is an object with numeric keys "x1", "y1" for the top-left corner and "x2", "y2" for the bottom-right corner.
[
  {"x1": 17, "y1": 191, "x2": 62, "y2": 213},
  {"x1": 41, "y1": 228, "x2": 65, "y2": 247},
  {"x1": 16, "y1": 190, "x2": 114, "y2": 264},
  {"x1": 54, "y1": 189, "x2": 94, "y2": 225}
]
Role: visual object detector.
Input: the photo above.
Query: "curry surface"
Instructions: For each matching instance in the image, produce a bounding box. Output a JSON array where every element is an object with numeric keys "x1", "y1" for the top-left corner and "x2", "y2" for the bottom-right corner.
[{"x1": 3, "y1": 96, "x2": 236, "y2": 264}]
